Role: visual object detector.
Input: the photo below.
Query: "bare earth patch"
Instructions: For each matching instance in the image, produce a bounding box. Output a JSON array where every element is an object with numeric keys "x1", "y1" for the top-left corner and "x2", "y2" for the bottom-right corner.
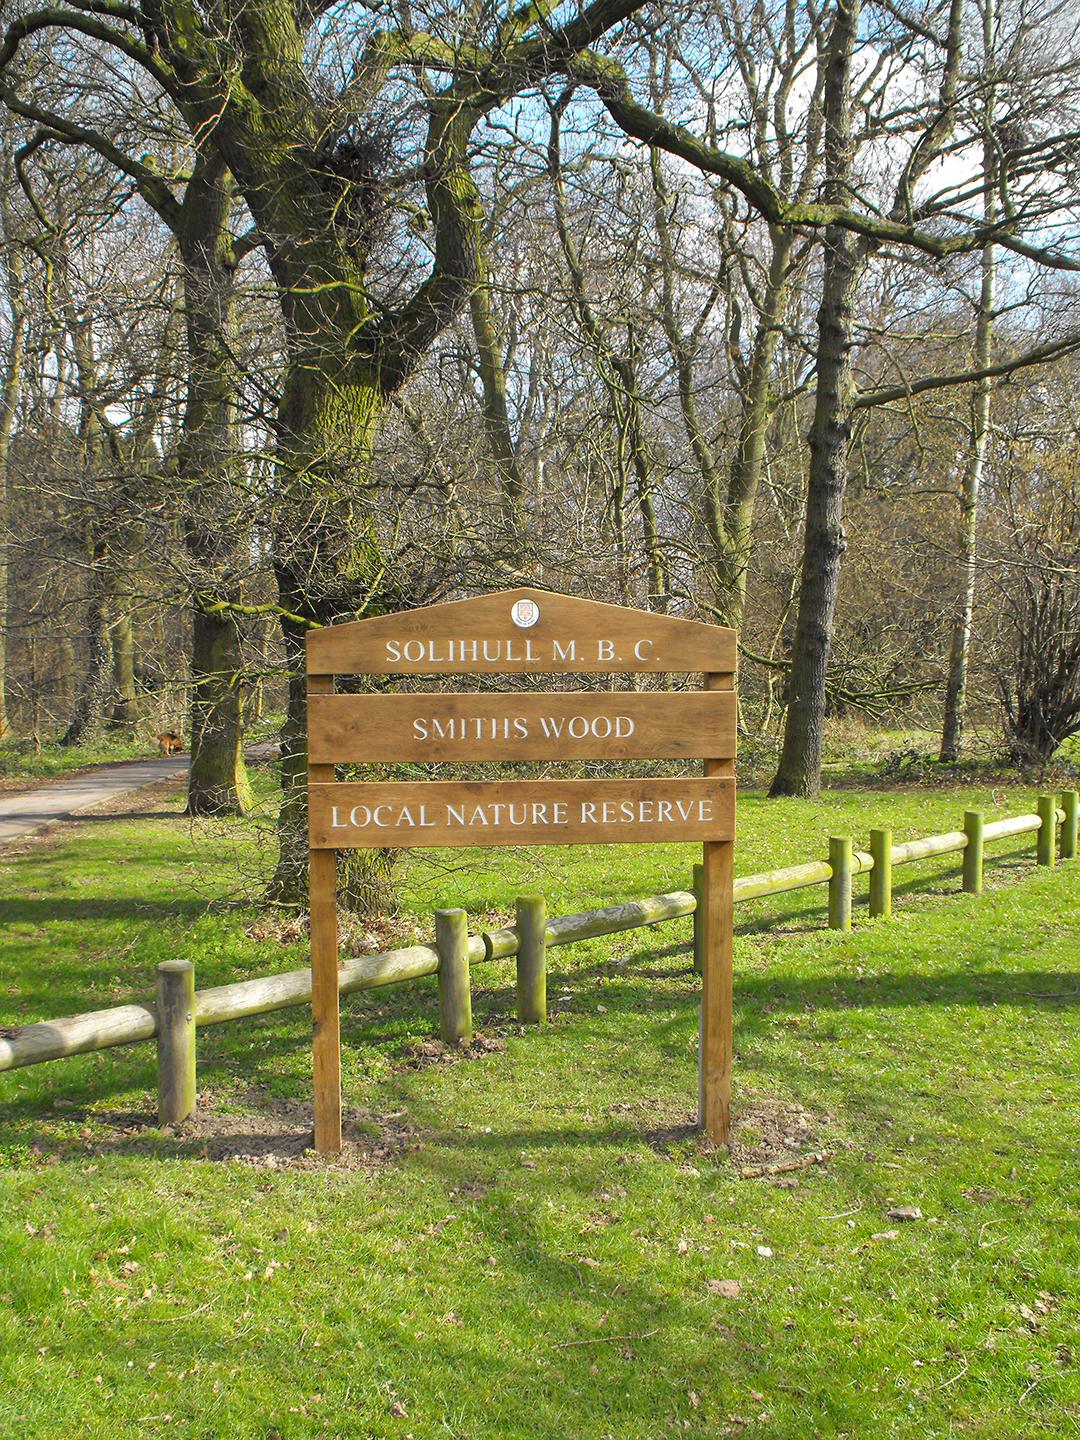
[
  {"x1": 29, "y1": 1086, "x2": 422, "y2": 1171},
  {"x1": 610, "y1": 1092, "x2": 833, "y2": 1178}
]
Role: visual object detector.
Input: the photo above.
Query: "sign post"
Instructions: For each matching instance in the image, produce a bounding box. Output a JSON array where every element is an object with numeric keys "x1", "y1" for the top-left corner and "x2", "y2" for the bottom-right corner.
[{"x1": 306, "y1": 588, "x2": 736, "y2": 1152}]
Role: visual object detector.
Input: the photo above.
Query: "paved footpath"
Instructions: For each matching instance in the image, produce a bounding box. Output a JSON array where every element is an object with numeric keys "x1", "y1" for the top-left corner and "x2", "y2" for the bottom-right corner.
[{"x1": 0, "y1": 757, "x2": 189, "y2": 846}]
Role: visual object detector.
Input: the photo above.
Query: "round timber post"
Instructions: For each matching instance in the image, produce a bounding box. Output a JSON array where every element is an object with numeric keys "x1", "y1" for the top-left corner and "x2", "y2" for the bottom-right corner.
[
  {"x1": 868, "y1": 828, "x2": 892, "y2": 919},
  {"x1": 1061, "y1": 790, "x2": 1079, "y2": 861},
  {"x1": 156, "y1": 960, "x2": 196, "y2": 1126},
  {"x1": 436, "y1": 908, "x2": 472, "y2": 1045},
  {"x1": 515, "y1": 894, "x2": 547, "y2": 1025},
  {"x1": 828, "y1": 837, "x2": 853, "y2": 931},
  {"x1": 962, "y1": 811, "x2": 984, "y2": 894},
  {"x1": 1037, "y1": 794, "x2": 1056, "y2": 867}
]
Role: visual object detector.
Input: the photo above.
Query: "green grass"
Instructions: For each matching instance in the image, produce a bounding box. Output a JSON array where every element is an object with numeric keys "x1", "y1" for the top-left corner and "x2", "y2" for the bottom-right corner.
[
  {"x1": 0, "y1": 735, "x2": 160, "y2": 780},
  {"x1": 1, "y1": 776, "x2": 1078, "y2": 1438}
]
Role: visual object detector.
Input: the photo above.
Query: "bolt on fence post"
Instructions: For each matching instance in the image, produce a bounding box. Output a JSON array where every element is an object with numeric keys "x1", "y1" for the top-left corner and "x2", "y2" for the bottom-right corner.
[
  {"x1": 436, "y1": 908, "x2": 472, "y2": 1045},
  {"x1": 868, "y1": 828, "x2": 892, "y2": 918},
  {"x1": 1037, "y1": 794, "x2": 1056, "y2": 866},
  {"x1": 963, "y1": 811, "x2": 984, "y2": 894},
  {"x1": 156, "y1": 960, "x2": 196, "y2": 1126},
  {"x1": 516, "y1": 894, "x2": 547, "y2": 1025},
  {"x1": 1061, "y1": 791, "x2": 1079, "y2": 861},
  {"x1": 692, "y1": 862, "x2": 704, "y2": 975},
  {"x1": 828, "y1": 837, "x2": 853, "y2": 931}
]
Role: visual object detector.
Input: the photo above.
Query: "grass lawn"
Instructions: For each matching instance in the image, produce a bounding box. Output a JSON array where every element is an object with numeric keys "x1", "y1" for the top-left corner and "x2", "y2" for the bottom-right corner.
[{"x1": 0, "y1": 764, "x2": 1078, "y2": 1438}]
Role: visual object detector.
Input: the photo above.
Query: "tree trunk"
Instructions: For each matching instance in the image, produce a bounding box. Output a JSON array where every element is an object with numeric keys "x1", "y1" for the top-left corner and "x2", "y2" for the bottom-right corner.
[
  {"x1": 651, "y1": 151, "x2": 796, "y2": 632},
  {"x1": 769, "y1": 0, "x2": 862, "y2": 798},
  {"x1": 268, "y1": 369, "x2": 400, "y2": 913},
  {"x1": 60, "y1": 559, "x2": 111, "y2": 747},
  {"x1": 939, "y1": 239, "x2": 994, "y2": 762},
  {"x1": 109, "y1": 604, "x2": 140, "y2": 729},
  {"x1": 469, "y1": 283, "x2": 523, "y2": 515},
  {"x1": 188, "y1": 606, "x2": 254, "y2": 813},
  {"x1": 0, "y1": 208, "x2": 25, "y2": 738},
  {"x1": 175, "y1": 157, "x2": 253, "y2": 815},
  {"x1": 941, "y1": 8, "x2": 998, "y2": 763}
]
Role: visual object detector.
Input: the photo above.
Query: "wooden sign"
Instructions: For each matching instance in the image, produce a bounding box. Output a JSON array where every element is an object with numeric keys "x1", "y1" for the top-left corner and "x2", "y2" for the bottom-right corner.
[
  {"x1": 306, "y1": 588, "x2": 735, "y2": 1159},
  {"x1": 306, "y1": 586, "x2": 735, "y2": 675},
  {"x1": 308, "y1": 691, "x2": 736, "y2": 764},
  {"x1": 310, "y1": 777, "x2": 733, "y2": 848}
]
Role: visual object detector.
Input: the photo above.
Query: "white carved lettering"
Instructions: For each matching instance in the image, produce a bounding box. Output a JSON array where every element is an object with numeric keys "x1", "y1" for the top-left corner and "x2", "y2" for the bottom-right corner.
[
  {"x1": 514, "y1": 717, "x2": 528, "y2": 737},
  {"x1": 657, "y1": 801, "x2": 672, "y2": 821},
  {"x1": 531, "y1": 803, "x2": 548, "y2": 824},
  {"x1": 597, "y1": 639, "x2": 615, "y2": 660},
  {"x1": 615, "y1": 716, "x2": 634, "y2": 736},
  {"x1": 427, "y1": 641, "x2": 444, "y2": 662},
  {"x1": 591, "y1": 716, "x2": 612, "y2": 738},
  {"x1": 633, "y1": 639, "x2": 654, "y2": 660},
  {"x1": 483, "y1": 640, "x2": 500, "y2": 661},
  {"x1": 374, "y1": 805, "x2": 393, "y2": 825},
  {"x1": 553, "y1": 802, "x2": 568, "y2": 823},
  {"x1": 350, "y1": 806, "x2": 371, "y2": 827},
  {"x1": 569, "y1": 716, "x2": 588, "y2": 738},
  {"x1": 602, "y1": 802, "x2": 616, "y2": 822},
  {"x1": 412, "y1": 718, "x2": 428, "y2": 740},
  {"x1": 509, "y1": 805, "x2": 527, "y2": 825},
  {"x1": 526, "y1": 640, "x2": 538, "y2": 661},
  {"x1": 460, "y1": 640, "x2": 478, "y2": 662},
  {"x1": 539, "y1": 716, "x2": 564, "y2": 738},
  {"x1": 403, "y1": 640, "x2": 424, "y2": 662},
  {"x1": 398, "y1": 807, "x2": 416, "y2": 827},
  {"x1": 419, "y1": 805, "x2": 434, "y2": 827},
  {"x1": 580, "y1": 802, "x2": 596, "y2": 822},
  {"x1": 433, "y1": 718, "x2": 453, "y2": 739},
  {"x1": 676, "y1": 800, "x2": 693, "y2": 820},
  {"x1": 552, "y1": 639, "x2": 575, "y2": 661},
  {"x1": 620, "y1": 801, "x2": 634, "y2": 822},
  {"x1": 331, "y1": 806, "x2": 348, "y2": 828},
  {"x1": 698, "y1": 800, "x2": 714, "y2": 821},
  {"x1": 448, "y1": 804, "x2": 466, "y2": 825},
  {"x1": 386, "y1": 640, "x2": 402, "y2": 661},
  {"x1": 639, "y1": 801, "x2": 654, "y2": 822}
]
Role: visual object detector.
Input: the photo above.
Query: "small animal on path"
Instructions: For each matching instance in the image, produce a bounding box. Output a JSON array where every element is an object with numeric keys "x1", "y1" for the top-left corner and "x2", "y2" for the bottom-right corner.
[{"x1": 157, "y1": 731, "x2": 183, "y2": 755}]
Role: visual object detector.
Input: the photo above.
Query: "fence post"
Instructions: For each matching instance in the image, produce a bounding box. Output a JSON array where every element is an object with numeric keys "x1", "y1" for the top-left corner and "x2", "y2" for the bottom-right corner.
[
  {"x1": 156, "y1": 960, "x2": 196, "y2": 1126},
  {"x1": 516, "y1": 894, "x2": 547, "y2": 1025},
  {"x1": 963, "y1": 810, "x2": 984, "y2": 894},
  {"x1": 868, "y1": 828, "x2": 892, "y2": 919},
  {"x1": 1061, "y1": 790, "x2": 1079, "y2": 861},
  {"x1": 828, "y1": 837, "x2": 853, "y2": 931},
  {"x1": 436, "y1": 908, "x2": 472, "y2": 1045},
  {"x1": 1037, "y1": 794, "x2": 1056, "y2": 866},
  {"x1": 692, "y1": 862, "x2": 704, "y2": 976}
]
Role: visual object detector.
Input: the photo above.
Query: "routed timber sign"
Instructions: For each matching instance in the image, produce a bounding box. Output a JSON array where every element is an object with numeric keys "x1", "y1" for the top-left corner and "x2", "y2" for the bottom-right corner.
[{"x1": 306, "y1": 588, "x2": 736, "y2": 1153}]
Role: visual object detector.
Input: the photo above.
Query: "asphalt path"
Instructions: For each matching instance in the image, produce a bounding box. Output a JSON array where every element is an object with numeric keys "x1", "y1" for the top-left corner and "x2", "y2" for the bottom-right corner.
[{"x1": 0, "y1": 756, "x2": 191, "y2": 845}]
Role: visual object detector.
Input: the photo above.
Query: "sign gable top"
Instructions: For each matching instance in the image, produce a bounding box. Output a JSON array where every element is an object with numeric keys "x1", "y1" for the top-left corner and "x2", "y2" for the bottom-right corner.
[{"x1": 306, "y1": 587, "x2": 734, "y2": 674}]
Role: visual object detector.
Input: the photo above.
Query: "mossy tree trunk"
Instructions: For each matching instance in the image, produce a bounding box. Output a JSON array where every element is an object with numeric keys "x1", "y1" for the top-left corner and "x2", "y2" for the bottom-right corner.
[{"x1": 175, "y1": 156, "x2": 253, "y2": 816}]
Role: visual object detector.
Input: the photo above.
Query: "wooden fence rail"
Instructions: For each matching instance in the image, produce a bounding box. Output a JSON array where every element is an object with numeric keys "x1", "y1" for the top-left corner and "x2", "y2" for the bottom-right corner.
[{"x1": 1, "y1": 792, "x2": 1076, "y2": 1122}]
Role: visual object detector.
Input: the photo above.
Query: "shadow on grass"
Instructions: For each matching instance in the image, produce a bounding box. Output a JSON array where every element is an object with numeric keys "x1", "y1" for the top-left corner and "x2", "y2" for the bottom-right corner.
[{"x1": 0, "y1": 896, "x2": 228, "y2": 924}]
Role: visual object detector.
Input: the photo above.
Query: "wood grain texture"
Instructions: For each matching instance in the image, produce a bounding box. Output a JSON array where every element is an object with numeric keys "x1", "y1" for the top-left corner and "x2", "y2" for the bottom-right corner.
[
  {"x1": 698, "y1": 837, "x2": 733, "y2": 1145},
  {"x1": 306, "y1": 587, "x2": 735, "y2": 675},
  {"x1": 308, "y1": 690, "x2": 735, "y2": 763},
  {"x1": 309, "y1": 847, "x2": 341, "y2": 1154},
  {"x1": 699, "y1": 670, "x2": 734, "y2": 1146},
  {"x1": 309, "y1": 777, "x2": 733, "y2": 849}
]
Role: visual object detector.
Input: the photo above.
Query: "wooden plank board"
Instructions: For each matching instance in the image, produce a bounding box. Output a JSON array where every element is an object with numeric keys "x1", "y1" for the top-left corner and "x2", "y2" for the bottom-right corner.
[
  {"x1": 308, "y1": 690, "x2": 736, "y2": 763},
  {"x1": 309, "y1": 777, "x2": 733, "y2": 848},
  {"x1": 306, "y1": 587, "x2": 735, "y2": 675}
]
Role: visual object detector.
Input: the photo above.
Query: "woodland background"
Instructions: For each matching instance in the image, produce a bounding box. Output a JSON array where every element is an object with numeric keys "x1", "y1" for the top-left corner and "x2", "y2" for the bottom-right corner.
[{"x1": 0, "y1": 0, "x2": 1078, "y2": 908}]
